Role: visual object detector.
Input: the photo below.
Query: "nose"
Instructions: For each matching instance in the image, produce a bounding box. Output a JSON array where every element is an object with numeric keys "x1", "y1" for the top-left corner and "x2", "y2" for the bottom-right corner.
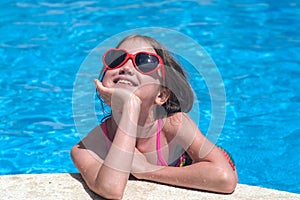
[{"x1": 119, "y1": 58, "x2": 135, "y2": 75}]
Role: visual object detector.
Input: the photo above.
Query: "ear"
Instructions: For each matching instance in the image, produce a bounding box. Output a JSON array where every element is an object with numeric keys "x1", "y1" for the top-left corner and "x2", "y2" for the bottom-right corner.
[{"x1": 155, "y1": 87, "x2": 170, "y2": 106}]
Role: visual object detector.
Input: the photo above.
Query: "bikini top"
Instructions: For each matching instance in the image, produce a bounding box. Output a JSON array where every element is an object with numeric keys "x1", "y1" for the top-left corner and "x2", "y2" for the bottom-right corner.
[{"x1": 100, "y1": 119, "x2": 186, "y2": 167}]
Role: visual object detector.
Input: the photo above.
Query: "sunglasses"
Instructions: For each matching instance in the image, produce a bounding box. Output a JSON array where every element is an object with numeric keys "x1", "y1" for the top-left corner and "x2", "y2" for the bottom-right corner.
[{"x1": 102, "y1": 48, "x2": 165, "y2": 80}]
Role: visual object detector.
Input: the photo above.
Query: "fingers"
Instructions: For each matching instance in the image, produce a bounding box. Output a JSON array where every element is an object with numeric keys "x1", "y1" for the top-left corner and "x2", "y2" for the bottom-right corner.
[
  {"x1": 131, "y1": 149, "x2": 164, "y2": 174},
  {"x1": 94, "y1": 79, "x2": 110, "y2": 94},
  {"x1": 94, "y1": 79, "x2": 113, "y2": 106},
  {"x1": 94, "y1": 79, "x2": 142, "y2": 111}
]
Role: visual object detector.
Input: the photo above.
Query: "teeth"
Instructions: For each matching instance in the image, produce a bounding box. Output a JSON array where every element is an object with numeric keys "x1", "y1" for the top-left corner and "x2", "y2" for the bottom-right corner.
[{"x1": 118, "y1": 79, "x2": 133, "y2": 86}]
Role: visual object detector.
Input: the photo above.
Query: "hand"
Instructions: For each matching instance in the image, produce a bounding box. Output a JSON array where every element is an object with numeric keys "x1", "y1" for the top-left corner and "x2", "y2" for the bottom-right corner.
[
  {"x1": 131, "y1": 148, "x2": 163, "y2": 179},
  {"x1": 94, "y1": 79, "x2": 141, "y2": 112},
  {"x1": 94, "y1": 79, "x2": 114, "y2": 107},
  {"x1": 95, "y1": 79, "x2": 142, "y2": 136}
]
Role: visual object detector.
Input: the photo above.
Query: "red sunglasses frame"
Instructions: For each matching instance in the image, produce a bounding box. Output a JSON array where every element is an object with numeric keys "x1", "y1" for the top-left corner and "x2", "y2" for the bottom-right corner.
[{"x1": 102, "y1": 48, "x2": 165, "y2": 81}]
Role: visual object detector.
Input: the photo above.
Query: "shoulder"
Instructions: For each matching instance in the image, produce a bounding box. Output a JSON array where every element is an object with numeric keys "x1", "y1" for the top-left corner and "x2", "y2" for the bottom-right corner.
[
  {"x1": 78, "y1": 124, "x2": 106, "y2": 149},
  {"x1": 83, "y1": 124, "x2": 104, "y2": 140},
  {"x1": 72, "y1": 123, "x2": 109, "y2": 159},
  {"x1": 162, "y1": 112, "x2": 203, "y2": 147},
  {"x1": 162, "y1": 112, "x2": 193, "y2": 137},
  {"x1": 163, "y1": 112, "x2": 192, "y2": 129},
  {"x1": 162, "y1": 112, "x2": 182, "y2": 131}
]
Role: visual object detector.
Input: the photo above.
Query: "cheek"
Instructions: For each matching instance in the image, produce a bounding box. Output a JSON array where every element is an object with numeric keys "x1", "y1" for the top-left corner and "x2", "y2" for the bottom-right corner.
[
  {"x1": 101, "y1": 72, "x2": 114, "y2": 87},
  {"x1": 136, "y1": 75, "x2": 162, "y2": 97},
  {"x1": 135, "y1": 84, "x2": 160, "y2": 100}
]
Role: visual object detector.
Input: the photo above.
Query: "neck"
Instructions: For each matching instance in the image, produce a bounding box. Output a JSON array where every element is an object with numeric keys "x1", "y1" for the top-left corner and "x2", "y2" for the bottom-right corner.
[{"x1": 108, "y1": 104, "x2": 159, "y2": 139}]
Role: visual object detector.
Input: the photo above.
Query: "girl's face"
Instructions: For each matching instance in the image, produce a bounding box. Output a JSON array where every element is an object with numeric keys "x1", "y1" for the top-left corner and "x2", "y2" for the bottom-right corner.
[{"x1": 102, "y1": 38, "x2": 163, "y2": 103}]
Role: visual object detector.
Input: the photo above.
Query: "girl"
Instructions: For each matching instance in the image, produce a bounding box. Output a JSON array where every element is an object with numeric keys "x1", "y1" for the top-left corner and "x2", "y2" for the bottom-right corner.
[{"x1": 71, "y1": 34, "x2": 238, "y2": 199}]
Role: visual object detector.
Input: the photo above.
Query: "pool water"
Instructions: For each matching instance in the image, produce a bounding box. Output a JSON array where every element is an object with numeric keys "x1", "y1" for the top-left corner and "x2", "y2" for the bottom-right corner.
[{"x1": 1, "y1": 0, "x2": 300, "y2": 194}]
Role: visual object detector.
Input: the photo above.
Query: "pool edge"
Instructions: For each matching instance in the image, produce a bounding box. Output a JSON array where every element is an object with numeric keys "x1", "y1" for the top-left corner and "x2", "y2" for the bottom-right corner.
[{"x1": 1, "y1": 173, "x2": 299, "y2": 199}]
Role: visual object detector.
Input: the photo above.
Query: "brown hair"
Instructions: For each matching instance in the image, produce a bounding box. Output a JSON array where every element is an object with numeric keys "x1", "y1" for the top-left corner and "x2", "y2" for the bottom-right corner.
[{"x1": 99, "y1": 34, "x2": 194, "y2": 116}]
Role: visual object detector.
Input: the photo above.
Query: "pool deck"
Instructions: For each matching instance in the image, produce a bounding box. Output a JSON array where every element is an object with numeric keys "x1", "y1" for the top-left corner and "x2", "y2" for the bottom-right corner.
[{"x1": 1, "y1": 173, "x2": 299, "y2": 200}]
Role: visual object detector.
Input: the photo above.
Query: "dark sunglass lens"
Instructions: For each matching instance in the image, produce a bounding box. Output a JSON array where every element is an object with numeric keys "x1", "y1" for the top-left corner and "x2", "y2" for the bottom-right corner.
[
  {"x1": 105, "y1": 50, "x2": 127, "y2": 68},
  {"x1": 135, "y1": 54, "x2": 159, "y2": 72}
]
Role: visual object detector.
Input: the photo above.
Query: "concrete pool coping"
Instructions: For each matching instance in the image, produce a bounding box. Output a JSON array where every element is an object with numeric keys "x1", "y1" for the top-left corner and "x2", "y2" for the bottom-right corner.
[{"x1": 1, "y1": 173, "x2": 299, "y2": 200}]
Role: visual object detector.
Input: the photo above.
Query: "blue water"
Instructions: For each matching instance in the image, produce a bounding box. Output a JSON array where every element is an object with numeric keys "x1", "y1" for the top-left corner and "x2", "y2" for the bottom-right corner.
[{"x1": 1, "y1": 0, "x2": 300, "y2": 194}]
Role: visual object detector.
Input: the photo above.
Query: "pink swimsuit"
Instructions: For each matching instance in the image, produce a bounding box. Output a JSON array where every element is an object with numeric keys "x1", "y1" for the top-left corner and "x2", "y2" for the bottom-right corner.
[
  {"x1": 100, "y1": 119, "x2": 235, "y2": 170},
  {"x1": 100, "y1": 119, "x2": 186, "y2": 167}
]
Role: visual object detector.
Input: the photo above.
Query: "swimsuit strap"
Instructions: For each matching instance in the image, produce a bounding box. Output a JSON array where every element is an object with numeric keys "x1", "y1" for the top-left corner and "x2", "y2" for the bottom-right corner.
[
  {"x1": 156, "y1": 119, "x2": 168, "y2": 166},
  {"x1": 102, "y1": 118, "x2": 171, "y2": 166},
  {"x1": 175, "y1": 154, "x2": 187, "y2": 167},
  {"x1": 219, "y1": 147, "x2": 236, "y2": 171},
  {"x1": 156, "y1": 119, "x2": 186, "y2": 167},
  {"x1": 101, "y1": 120, "x2": 111, "y2": 150}
]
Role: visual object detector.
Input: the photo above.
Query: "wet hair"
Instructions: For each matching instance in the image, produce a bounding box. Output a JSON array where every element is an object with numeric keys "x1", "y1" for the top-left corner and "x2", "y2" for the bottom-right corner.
[{"x1": 98, "y1": 34, "x2": 194, "y2": 118}]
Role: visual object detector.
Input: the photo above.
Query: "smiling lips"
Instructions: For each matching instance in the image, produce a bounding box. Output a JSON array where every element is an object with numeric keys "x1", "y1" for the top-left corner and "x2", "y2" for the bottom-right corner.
[
  {"x1": 113, "y1": 77, "x2": 136, "y2": 87},
  {"x1": 117, "y1": 79, "x2": 134, "y2": 86}
]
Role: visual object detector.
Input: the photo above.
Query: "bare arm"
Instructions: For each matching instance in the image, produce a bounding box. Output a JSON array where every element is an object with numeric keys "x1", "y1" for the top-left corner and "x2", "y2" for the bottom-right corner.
[
  {"x1": 71, "y1": 80, "x2": 141, "y2": 199},
  {"x1": 131, "y1": 113, "x2": 238, "y2": 194}
]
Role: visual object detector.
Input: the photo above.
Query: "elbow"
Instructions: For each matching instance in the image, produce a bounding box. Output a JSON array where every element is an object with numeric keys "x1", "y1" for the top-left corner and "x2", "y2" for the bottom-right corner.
[
  {"x1": 70, "y1": 145, "x2": 80, "y2": 166},
  {"x1": 92, "y1": 181, "x2": 125, "y2": 200},
  {"x1": 217, "y1": 169, "x2": 238, "y2": 194},
  {"x1": 70, "y1": 145, "x2": 125, "y2": 199},
  {"x1": 70, "y1": 145, "x2": 76, "y2": 160},
  {"x1": 70, "y1": 146, "x2": 124, "y2": 199}
]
